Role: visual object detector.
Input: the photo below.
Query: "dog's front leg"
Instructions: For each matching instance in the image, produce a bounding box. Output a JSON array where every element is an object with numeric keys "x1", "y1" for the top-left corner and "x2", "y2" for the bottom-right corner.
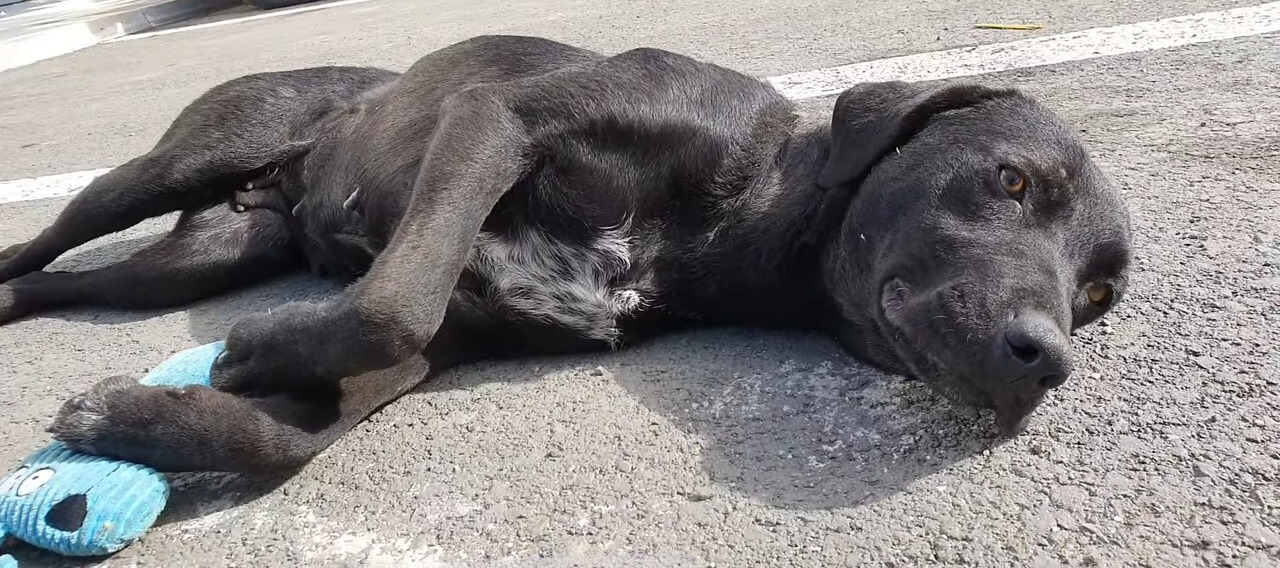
[{"x1": 211, "y1": 90, "x2": 532, "y2": 395}]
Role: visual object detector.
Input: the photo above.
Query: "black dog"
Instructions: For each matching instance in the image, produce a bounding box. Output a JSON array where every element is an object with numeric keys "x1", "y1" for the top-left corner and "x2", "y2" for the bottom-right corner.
[{"x1": 0, "y1": 35, "x2": 1131, "y2": 474}]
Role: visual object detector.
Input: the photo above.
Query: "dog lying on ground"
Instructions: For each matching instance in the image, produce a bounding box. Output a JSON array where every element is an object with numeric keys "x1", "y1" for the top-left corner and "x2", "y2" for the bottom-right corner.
[{"x1": 0, "y1": 35, "x2": 1132, "y2": 474}]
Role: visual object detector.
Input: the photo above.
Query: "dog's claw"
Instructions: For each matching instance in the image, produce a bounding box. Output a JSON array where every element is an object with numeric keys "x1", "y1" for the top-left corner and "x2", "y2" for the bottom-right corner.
[{"x1": 343, "y1": 188, "x2": 360, "y2": 211}]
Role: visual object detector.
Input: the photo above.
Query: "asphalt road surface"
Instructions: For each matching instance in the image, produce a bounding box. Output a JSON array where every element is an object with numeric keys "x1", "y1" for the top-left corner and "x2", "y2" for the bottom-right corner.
[{"x1": 0, "y1": 1, "x2": 1277, "y2": 566}]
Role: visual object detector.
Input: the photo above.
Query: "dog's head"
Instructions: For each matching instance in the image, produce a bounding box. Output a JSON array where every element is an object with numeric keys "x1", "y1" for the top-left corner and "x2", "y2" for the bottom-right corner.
[{"x1": 819, "y1": 81, "x2": 1132, "y2": 434}]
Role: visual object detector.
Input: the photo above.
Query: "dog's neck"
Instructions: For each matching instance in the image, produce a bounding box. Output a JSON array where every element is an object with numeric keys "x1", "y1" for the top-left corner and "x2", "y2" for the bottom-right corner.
[
  {"x1": 773, "y1": 105, "x2": 906, "y2": 369},
  {"x1": 776, "y1": 105, "x2": 891, "y2": 353},
  {"x1": 686, "y1": 102, "x2": 854, "y2": 329}
]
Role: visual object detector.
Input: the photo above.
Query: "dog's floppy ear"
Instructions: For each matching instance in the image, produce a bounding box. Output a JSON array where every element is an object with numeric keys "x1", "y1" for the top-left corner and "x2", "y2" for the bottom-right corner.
[{"x1": 818, "y1": 81, "x2": 1018, "y2": 190}]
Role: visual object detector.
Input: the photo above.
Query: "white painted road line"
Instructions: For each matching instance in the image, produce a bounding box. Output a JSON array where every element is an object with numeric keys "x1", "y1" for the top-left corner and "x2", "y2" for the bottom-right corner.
[
  {"x1": 111, "y1": 0, "x2": 379, "y2": 42},
  {"x1": 0, "y1": 168, "x2": 113, "y2": 205},
  {"x1": 768, "y1": 1, "x2": 1280, "y2": 99},
  {"x1": 4, "y1": 1, "x2": 1279, "y2": 206}
]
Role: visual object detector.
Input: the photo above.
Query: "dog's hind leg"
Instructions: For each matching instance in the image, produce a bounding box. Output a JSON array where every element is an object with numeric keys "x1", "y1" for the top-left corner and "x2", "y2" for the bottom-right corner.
[
  {"x1": 0, "y1": 204, "x2": 301, "y2": 324},
  {"x1": 0, "y1": 143, "x2": 304, "y2": 284},
  {"x1": 0, "y1": 66, "x2": 395, "y2": 284}
]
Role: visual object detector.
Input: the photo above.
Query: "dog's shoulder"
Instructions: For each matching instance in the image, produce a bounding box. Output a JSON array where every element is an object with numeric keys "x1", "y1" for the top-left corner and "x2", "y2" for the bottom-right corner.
[
  {"x1": 603, "y1": 47, "x2": 782, "y2": 100},
  {"x1": 508, "y1": 44, "x2": 793, "y2": 159}
]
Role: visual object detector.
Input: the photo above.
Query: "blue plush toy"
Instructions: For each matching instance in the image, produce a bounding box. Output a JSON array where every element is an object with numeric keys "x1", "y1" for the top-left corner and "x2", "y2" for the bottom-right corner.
[{"x1": 0, "y1": 342, "x2": 225, "y2": 564}]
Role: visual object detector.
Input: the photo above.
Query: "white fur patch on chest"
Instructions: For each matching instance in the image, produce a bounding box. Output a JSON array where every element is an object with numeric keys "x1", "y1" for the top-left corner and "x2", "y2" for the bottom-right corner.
[{"x1": 468, "y1": 220, "x2": 642, "y2": 344}]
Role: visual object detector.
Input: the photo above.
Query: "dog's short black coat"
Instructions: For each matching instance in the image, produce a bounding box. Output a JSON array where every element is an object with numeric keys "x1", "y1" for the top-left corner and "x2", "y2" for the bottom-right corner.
[{"x1": 0, "y1": 35, "x2": 1132, "y2": 474}]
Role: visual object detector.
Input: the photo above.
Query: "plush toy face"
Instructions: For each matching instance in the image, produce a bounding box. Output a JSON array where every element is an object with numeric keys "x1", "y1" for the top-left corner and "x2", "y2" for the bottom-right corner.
[
  {"x1": 0, "y1": 466, "x2": 55, "y2": 494},
  {"x1": 0, "y1": 443, "x2": 169, "y2": 556},
  {"x1": 0, "y1": 463, "x2": 85, "y2": 532},
  {"x1": 0, "y1": 342, "x2": 223, "y2": 558},
  {"x1": 1, "y1": 455, "x2": 106, "y2": 537}
]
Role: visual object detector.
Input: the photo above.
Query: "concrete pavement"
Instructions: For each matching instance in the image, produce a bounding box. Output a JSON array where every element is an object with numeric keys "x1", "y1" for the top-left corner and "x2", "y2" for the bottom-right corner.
[{"x1": 0, "y1": 1, "x2": 1277, "y2": 566}]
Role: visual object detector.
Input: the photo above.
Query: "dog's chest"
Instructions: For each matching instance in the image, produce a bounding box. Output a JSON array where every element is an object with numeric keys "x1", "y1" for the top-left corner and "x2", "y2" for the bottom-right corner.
[{"x1": 466, "y1": 222, "x2": 643, "y2": 344}]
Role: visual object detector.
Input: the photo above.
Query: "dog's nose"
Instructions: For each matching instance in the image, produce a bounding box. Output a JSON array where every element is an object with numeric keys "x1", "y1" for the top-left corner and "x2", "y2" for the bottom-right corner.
[{"x1": 988, "y1": 311, "x2": 1073, "y2": 393}]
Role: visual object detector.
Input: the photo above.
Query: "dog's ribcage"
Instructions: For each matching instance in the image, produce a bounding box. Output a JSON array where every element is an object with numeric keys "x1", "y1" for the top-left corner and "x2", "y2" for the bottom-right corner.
[{"x1": 467, "y1": 219, "x2": 643, "y2": 344}]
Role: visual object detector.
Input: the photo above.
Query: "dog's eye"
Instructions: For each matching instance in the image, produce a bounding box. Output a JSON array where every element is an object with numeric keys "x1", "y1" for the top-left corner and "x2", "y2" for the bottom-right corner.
[
  {"x1": 999, "y1": 166, "x2": 1027, "y2": 198},
  {"x1": 1084, "y1": 282, "x2": 1113, "y2": 306}
]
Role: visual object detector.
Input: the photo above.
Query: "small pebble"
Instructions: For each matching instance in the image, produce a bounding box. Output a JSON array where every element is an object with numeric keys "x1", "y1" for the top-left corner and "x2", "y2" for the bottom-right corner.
[
  {"x1": 1193, "y1": 356, "x2": 1217, "y2": 370},
  {"x1": 686, "y1": 487, "x2": 715, "y2": 502},
  {"x1": 1056, "y1": 512, "x2": 1079, "y2": 531},
  {"x1": 941, "y1": 518, "x2": 967, "y2": 540}
]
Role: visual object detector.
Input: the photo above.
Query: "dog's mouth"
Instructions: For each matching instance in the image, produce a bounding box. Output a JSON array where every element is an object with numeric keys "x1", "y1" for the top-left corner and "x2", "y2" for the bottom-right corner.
[{"x1": 876, "y1": 277, "x2": 1043, "y2": 436}]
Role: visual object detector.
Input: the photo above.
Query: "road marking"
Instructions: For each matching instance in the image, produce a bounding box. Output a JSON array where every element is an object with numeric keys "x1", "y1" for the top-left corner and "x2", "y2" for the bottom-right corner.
[
  {"x1": 112, "y1": 0, "x2": 379, "y2": 42},
  {"x1": 768, "y1": 1, "x2": 1280, "y2": 98},
  {"x1": 0, "y1": 168, "x2": 113, "y2": 205},
  {"x1": 3, "y1": 1, "x2": 1279, "y2": 205}
]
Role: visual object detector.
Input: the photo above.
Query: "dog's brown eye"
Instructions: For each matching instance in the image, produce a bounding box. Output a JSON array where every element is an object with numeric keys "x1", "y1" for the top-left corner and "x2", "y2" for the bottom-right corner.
[
  {"x1": 999, "y1": 166, "x2": 1026, "y2": 198},
  {"x1": 1084, "y1": 282, "x2": 1113, "y2": 306}
]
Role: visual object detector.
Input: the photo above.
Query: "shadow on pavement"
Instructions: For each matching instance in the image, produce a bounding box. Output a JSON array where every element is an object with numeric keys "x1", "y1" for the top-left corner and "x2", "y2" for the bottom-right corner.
[
  {"x1": 413, "y1": 327, "x2": 1000, "y2": 511},
  {"x1": 155, "y1": 471, "x2": 290, "y2": 527},
  {"x1": 596, "y1": 328, "x2": 998, "y2": 510}
]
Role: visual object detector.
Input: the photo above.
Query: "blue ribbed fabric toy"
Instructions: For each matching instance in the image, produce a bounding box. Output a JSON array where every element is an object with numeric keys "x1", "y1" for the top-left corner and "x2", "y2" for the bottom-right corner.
[{"x1": 0, "y1": 342, "x2": 225, "y2": 563}]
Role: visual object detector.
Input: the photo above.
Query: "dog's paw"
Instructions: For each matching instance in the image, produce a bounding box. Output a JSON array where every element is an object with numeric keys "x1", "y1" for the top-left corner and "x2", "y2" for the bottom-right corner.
[
  {"x1": 0, "y1": 242, "x2": 33, "y2": 284},
  {"x1": 0, "y1": 271, "x2": 51, "y2": 325},
  {"x1": 48, "y1": 376, "x2": 145, "y2": 455},
  {"x1": 211, "y1": 302, "x2": 332, "y2": 395},
  {"x1": 49, "y1": 377, "x2": 228, "y2": 470},
  {"x1": 0, "y1": 242, "x2": 25, "y2": 262},
  {"x1": 230, "y1": 185, "x2": 292, "y2": 215}
]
